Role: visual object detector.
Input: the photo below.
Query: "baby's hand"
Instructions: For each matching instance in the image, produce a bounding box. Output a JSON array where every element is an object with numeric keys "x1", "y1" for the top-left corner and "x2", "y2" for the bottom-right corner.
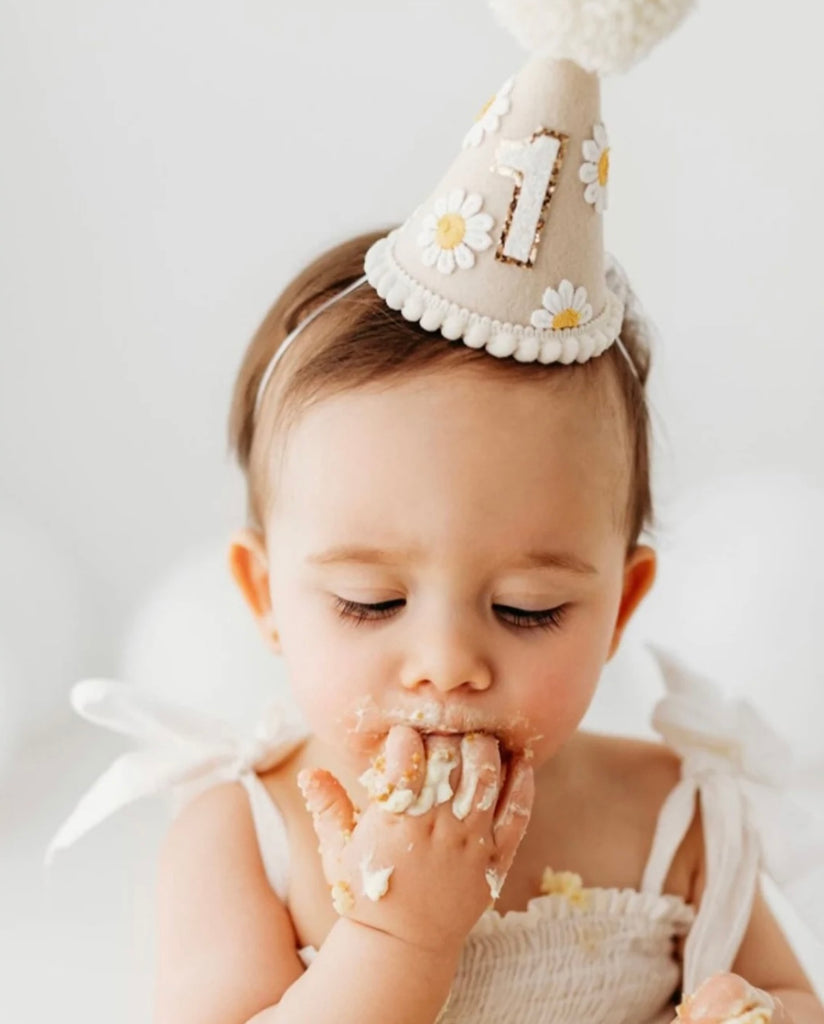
[
  {"x1": 674, "y1": 973, "x2": 787, "y2": 1024},
  {"x1": 297, "y1": 724, "x2": 534, "y2": 958}
]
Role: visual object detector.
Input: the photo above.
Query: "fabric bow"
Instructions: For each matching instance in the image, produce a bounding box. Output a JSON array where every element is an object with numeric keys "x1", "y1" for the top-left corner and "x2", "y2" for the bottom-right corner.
[
  {"x1": 44, "y1": 679, "x2": 309, "y2": 866},
  {"x1": 646, "y1": 644, "x2": 824, "y2": 989}
]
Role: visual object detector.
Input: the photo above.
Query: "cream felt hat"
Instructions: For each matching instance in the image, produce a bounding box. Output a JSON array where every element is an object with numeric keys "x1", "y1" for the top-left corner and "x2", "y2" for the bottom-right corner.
[
  {"x1": 363, "y1": 0, "x2": 695, "y2": 366},
  {"x1": 253, "y1": 0, "x2": 694, "y2": 417}
]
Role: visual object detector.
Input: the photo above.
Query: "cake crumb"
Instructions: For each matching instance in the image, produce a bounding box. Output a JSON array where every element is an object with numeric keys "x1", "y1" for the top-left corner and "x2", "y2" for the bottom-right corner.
[
  {"x1": 539, "y1": 867, "x2": 591, "y2": 909},
  {"x1": 330, "y1": 880, "x2": 355, "y2": 915}
]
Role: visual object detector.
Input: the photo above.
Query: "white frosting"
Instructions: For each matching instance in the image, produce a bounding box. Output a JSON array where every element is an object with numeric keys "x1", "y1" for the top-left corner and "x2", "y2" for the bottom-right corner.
[
  {"x1": 475, "y1": 777, "x2": 499, "y2": 812},
  {"x1": 406, "y1": 745, "x2": 459, "y2": 816},
  {"x1": 346, "y1": 695, "x2": 534, "y2": 753},
  {"x1": 358, "y1": 762, "x2": 415, "y2": 813},
  {"x1": 451, "y1": 749, "x2": 480, "y2": 820},
  {"x1": 485, "y1": 866, "x2": 505, "y2": 901},
  {"x1": 495, "y1": 796, "x2": 531, "y2": 829},
  {"x1": 451, "y1": 735, "x2": 500, "y2": 820},
  {"x1": 359, "y1": 853, "x2": 394, "y2": 902},
  {"x1": 382, "y1": 787, "x2": 415, "y2": 813},
  {"x1": 452, "y1": 789, "x2": 475, "y2": 819}
]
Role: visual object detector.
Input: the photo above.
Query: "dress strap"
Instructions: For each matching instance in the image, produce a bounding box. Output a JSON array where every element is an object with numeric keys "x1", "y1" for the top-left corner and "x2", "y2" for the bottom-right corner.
[
  {"x1": 642, "y1": 644, "x2": 824, "y2": 992},
  {"x1": 238, "y1": 772, "x2": 291, "y2": 901},
  {"x1": 640, "y1": 773, "x2": 698, "y2": 899}
]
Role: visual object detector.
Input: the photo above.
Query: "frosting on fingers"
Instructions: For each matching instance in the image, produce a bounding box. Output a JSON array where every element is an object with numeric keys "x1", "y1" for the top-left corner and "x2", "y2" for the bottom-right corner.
[
  {"x1": 452, "y1": 733, "x2": 501, "y2": 820},
  {"x1": 406, "y1": 743, "x2": 460, "y2": 816}
]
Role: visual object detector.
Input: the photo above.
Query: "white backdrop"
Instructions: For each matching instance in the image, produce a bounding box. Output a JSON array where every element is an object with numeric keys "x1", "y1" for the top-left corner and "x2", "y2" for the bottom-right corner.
[{"x1": 1, "y1": 1, "x2": 823, "y2": 1020}]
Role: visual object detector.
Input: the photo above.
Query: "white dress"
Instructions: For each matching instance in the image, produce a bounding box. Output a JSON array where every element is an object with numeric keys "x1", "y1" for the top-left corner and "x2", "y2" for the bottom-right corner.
[{"x1": 46, "y1": 644, "x2": 824, "y2": 1024}]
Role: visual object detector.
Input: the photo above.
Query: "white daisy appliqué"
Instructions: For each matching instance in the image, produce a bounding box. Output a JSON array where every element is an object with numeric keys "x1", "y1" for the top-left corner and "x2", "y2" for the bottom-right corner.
[
  {"x1": 462, "y1": 77, "x2": 514, "y2": 150},
  {"x1": 531, "y1": 280, "x2": 593, "y2": 331},
  {"x1": 579, "y1": 123, "x2": 610, "y2": 213},
  {"x1": 417, "y1": 189, "x2": 494, "y2": 275}
]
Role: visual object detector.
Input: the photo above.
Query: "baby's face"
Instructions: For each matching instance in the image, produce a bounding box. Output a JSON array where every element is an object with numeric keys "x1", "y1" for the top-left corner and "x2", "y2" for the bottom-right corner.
[{"x1": 263, "y1": 365, "x2": 643, "y2": 772}]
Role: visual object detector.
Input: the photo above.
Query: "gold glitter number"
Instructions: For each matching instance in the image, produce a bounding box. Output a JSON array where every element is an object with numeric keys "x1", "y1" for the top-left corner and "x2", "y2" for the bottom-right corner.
[{"x1": 493, "y1": 128, "x2": 568, "y2": 268}]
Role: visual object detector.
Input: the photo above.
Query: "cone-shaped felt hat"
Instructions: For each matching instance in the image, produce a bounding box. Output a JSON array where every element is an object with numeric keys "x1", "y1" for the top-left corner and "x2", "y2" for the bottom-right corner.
[{"x1": 364, "y1": 0, "x2": 694, "y2": 366}]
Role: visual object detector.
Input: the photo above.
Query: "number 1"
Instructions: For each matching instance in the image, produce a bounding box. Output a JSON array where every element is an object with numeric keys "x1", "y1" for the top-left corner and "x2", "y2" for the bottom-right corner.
[{"x1": 493, "y1": 128, "x2": 568, "y2": 268}]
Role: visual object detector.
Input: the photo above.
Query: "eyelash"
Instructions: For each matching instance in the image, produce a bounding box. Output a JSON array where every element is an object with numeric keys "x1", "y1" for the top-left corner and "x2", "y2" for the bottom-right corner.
[{"x1": 332, "y1": 597, "x2": 568, "y2": 632}]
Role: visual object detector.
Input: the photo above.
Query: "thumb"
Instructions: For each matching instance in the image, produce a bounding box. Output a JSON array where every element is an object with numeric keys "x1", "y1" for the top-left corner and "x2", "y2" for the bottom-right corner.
[{"x1": 297, "y1": 768, "x2": 357, "y2": 870}]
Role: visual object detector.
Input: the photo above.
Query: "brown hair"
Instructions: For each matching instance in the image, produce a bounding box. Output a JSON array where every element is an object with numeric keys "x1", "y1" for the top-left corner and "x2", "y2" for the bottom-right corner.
[{"x1": 229, "y1": 228, "x2": 655, "y2": 554}]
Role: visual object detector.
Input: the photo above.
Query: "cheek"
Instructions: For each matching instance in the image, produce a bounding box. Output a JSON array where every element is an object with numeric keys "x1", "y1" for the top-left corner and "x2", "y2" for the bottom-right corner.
[
  {"x1": 277, "y1": 617, "x2": 387, "y2": 752},
  {"x1": 515, "y1": 638, "x2": 606, "y2": 756}
]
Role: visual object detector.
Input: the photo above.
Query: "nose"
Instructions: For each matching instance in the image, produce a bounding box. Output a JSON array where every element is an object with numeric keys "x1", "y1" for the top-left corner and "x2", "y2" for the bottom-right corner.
[{"x1": 399, "y1": 607, "x2": 493, "y2": 693}]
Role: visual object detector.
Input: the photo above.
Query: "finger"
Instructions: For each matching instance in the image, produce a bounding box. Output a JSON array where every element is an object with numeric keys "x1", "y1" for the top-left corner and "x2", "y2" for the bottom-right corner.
[
  {"x1": 491, "y1": 755, "x2": 534, "y2": 864},
  {"x1": 359, "y1": 725, "x2": 425, "y2": 812},
  {"x1": 297, "y1": 768, "x2": 357, "y2": 865},
  {"x1": 406, "y1": 734, "x2": 461, "y2": 817},
  {"x1": 452, "y1": 733, "x2": 500, "y2": 821},
  {"x1": 383, "y1": 725, "x2": 426, "y2": 809}
]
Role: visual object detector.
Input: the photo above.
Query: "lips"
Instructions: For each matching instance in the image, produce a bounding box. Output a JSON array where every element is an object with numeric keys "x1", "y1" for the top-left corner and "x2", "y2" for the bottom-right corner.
[
  {"x1": 409, "y1": 728, "x2": 518, "y2": 766},
  {"x1": 347, "y1": 696, "x2": 533, "y2": 758}
]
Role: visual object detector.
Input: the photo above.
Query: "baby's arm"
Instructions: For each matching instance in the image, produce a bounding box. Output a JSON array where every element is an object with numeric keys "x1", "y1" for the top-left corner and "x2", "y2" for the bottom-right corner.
[
  {"x1": 722, "y1": 883, "x2": 824, "y2": 1024},
  {"x1": 245, "y1": 917, "x2": 462, "y2": 1024},
  {"x1": 153, "y1": 781, "x2": 305, "y2": 1022},
  {"x1": 153, "y1": 726, "x2": 533, "y2": 1024}
]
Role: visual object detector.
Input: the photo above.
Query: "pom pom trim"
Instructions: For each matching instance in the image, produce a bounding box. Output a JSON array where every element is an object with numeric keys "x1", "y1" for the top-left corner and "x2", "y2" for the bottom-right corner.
[{"x1": 365, "y1": 230, "x2": 624, "y2": 365}]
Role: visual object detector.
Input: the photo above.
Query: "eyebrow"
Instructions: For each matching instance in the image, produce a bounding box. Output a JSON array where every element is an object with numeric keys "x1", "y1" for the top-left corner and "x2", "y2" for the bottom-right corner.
[{"x1": 305, "y1": 545, "x2": 598, "y2": 576}]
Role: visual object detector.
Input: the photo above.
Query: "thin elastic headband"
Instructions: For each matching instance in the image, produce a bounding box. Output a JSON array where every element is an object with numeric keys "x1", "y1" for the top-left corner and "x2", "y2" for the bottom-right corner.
[
  {"x1": 253, "y1": 273, "x2": 369, "y2": 419},
  {"x1": 252, "y1": 269, "x2": 640, "y2": 421}
]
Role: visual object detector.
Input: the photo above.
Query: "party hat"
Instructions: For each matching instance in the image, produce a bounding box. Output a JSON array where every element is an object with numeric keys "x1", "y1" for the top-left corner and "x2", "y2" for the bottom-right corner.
[{"x1": 364, "y1": 0, "x2": 694, "y2": 366}]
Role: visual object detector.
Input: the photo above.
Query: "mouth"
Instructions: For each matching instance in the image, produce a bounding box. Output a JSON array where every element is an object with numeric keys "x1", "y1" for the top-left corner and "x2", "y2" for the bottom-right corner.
[
  {"x1": 347, "y1": 697, "x2": 534, "y2": 759},
  {"x1": 413, "y1": 727, "x2": 517, "y2": 764}
]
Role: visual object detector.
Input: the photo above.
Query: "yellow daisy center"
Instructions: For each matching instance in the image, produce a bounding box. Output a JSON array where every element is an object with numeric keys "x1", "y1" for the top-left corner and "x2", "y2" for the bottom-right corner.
[
  {"x1": 598, "y1": 147, "x2": 610, "y2": 187},
  {"x1": 552, "y1": 308, "x2": 580, "y2": 330},
  {"x1": 436, "y1": 213, "x2": 466, "y2": 250},
  {"x1": 476, "y1": 95, "x2": 494, "y2": 121}
]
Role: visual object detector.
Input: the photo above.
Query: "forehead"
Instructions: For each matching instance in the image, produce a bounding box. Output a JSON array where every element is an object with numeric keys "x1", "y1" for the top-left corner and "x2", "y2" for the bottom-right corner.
[{"x1": 268, "y1": 367, "x2": 628, "y2": 554}]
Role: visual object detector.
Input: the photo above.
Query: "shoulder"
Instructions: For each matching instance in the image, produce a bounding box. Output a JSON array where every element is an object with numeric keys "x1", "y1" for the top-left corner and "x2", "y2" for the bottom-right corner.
[
  {"x1": 154, "y1": 780, "x2": 304, "y2": 1023},
  {"x1": 583, "y1": 730, "x2": 683, "y2": 815},
  {"x1": 583, "y1": 731, "x2": 702, "y2": 900}
]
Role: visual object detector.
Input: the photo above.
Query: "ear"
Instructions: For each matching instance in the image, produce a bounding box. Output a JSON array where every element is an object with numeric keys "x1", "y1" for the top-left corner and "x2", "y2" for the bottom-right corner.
[
  {"x1": 606, "y1": 544, "x2": 657, "y2": 661},
  {"x1": 228, "y1": 528, "x2": 282, "y2": 654}
]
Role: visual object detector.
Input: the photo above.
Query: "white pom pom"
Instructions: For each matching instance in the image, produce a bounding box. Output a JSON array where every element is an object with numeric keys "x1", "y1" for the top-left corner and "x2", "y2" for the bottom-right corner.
[{"x1": 487, "y1": 0, "x2": 695, "y2": 74}]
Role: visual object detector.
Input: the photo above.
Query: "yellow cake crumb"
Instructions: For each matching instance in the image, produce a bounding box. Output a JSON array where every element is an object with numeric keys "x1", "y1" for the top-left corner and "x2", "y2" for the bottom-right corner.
[
  {"x1": 539, "y1": 867, "x2": 591, "y2": 909},
  {"x1": 330, "y1": 880, "x2": 355, "y2": 915}
]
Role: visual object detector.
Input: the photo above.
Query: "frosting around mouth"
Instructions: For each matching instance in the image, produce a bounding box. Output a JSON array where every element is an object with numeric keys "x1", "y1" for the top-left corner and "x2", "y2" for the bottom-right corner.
[{"x1": 345, "y1": 695, "x2": 538, "y2": 758}]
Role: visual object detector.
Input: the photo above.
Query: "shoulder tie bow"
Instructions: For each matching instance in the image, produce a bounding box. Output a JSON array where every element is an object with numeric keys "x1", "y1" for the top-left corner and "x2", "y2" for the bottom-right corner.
[
  {"x1": 643, "y1": 644, "x2": 824, "y2": 992},
  {"x1": 44, "y1": 679, "x2": 309, "y2": 866}
]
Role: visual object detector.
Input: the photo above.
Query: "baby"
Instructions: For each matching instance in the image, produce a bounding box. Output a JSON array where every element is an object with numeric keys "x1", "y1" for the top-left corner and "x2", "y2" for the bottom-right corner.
[
  {"x1": 145, "y1": 230, "x2": 820, "y2": 1023},
  {"x1": 46, "y1": 1, "x2": 824, "y2": 1021}
]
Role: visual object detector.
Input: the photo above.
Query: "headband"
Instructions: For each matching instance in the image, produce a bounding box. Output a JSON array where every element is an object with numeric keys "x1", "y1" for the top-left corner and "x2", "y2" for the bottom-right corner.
[{"x1": 253, "y1": 256, "x2": 648, "y2": 420}]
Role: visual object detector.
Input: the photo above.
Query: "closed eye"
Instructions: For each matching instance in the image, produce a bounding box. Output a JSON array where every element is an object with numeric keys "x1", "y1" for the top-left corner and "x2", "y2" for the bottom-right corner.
[{"x1": 332, "y1": 597, "x2": 568, "y2": 632}]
